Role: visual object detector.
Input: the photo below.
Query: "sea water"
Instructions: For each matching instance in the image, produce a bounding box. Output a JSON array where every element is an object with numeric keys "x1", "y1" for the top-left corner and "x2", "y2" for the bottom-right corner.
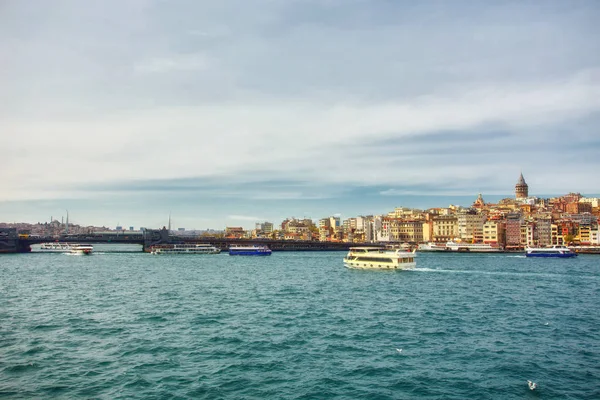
[{"x1": 1, "y1": 248, "x2": 599, "y2": 399}]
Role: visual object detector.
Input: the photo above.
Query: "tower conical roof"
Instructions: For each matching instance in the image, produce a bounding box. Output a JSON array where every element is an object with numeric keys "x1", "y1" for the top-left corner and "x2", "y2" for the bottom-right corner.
[{"x1": 517, "y1": 173, "x2": 527, "y2": 185}]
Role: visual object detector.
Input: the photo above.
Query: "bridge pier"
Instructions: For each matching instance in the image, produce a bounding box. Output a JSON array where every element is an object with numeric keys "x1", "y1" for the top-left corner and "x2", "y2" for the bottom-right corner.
[
  {"x1": 142, "y1": 228, "x2": 170, "y2": 252},
  {"x1": 0, "y1": 228, "x2": 25, "y2": 253}
]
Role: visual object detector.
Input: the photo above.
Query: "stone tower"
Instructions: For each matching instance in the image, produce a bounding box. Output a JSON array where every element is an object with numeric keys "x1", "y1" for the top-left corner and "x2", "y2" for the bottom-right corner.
[{"x1": 515, "y1": 173, "x2": 529, "y2": 200}]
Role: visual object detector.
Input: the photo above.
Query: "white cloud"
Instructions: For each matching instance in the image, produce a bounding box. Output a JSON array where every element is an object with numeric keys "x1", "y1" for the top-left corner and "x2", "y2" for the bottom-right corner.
[{"x1": 1, "y1": 70, "x2": 599, "y2": 201}]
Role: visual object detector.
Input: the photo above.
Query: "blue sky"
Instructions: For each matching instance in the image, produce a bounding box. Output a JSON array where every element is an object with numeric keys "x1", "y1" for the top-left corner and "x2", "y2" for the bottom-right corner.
[{"x1": 1, "y1": 0, "x2": 599, "y2": 229}]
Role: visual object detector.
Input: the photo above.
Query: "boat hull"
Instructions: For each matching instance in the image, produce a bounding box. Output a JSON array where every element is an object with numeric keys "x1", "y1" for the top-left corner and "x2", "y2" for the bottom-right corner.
[
  {"x1": 343, "y1": 259, "x2": 416, "y2": 270},
  {"x1": 448, "y1": 248, "x2": 502, "y2": 253},
  {"x1": 229, "y1": 251, "x2": 272, "y2": 256},
  {"x1": 151, "y1": 250, "x2": 220, "y2": 255},
  {"x1": 418, "y1": 248, "x2": 448, "y2": 252}
]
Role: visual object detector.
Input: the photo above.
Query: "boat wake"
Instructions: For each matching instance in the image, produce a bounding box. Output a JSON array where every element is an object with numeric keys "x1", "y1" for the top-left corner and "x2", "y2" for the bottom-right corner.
[{"x1": 414, "y1": 267, "x2": 462, "y2": 273}]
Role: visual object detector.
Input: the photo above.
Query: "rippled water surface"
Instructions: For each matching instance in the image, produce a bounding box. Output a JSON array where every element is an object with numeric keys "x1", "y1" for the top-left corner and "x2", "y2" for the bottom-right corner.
[{"x1": 1, "y1": 248, "x2": 600, "y2": 399}]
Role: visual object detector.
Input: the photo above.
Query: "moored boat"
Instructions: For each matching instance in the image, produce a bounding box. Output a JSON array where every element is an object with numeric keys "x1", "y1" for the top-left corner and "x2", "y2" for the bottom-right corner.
[
  {"x1": 150, "y1": 243, "x2": 221, "y2": 255},
  {"x1": 229, "y1": 245, "x2": 272, "y2": 256},
  {"x1": 445, "y1": 241, "x2": 503, "y2": 252},
  {"x1": 343, "y1": 247, "x2": 416, "y2": 270},
  {"x1": 418, "y1": 242, "x2": 448, "y2": 252},
  {"x1": 525, "y1": 246, "x2": 577, "y2": 258},
  {"x1": 70, "y1": 244, "x2": 93, "y2": 255}
]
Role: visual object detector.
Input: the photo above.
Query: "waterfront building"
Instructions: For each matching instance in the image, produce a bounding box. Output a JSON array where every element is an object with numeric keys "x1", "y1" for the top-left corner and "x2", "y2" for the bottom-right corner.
[
  {"x1": 591, "y1": 227, "x2": 600, "y2": 245},
  {"x1": 389, "y1": 220, "x2": 423, "y2": 243},
  {"x1": 457, "y1": 210, "x2": 486, "y2": 243},
  {"x1": 365, "y1": 216, "x2": 388, "y2": 242},
  {"x1": 370, "y1": 217, "x2": 391, "y2": 242},
  {"x1": 515, "y1": 173, "x2": 529, "y2": 200},
  {"x1": 551, "y1": 223, "x2": 564, "y2": 246},
  {"x1": 521, "y1": 221, "x2": 536, "y2": 247},
  {"x1": 432, "y1": 215, "x2": 458, "y2": 243},
  {"x1": 483, "y1": 220, "x2": 505, "y2": 245},
  {"x1": 422, "y1": 217, "x2": 433, "y2": 243},
  {"x1": 352, "y1": 216, "x2": 368, "y2": 242},
  {"x1": 535, "y1": 218, "x2": 553, "y2": 247},
  {"x1": 505, "y1": 213, "x2": 523, "y2": 249},
  {"x1": 577, "y1": 224, "x2": 592, "y2": 245}
]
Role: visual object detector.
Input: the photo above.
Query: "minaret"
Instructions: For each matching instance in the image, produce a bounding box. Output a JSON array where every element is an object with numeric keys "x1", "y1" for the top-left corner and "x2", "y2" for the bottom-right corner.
[{"x1": 515, "y1": 173, "x2": 529, "y2": 200}]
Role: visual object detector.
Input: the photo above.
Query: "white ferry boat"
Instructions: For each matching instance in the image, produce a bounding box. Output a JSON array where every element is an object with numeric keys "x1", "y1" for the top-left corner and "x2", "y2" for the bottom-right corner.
[
  {"x1": 343, "y1": 247, "x2": 416, "y2": 270},
  {"x1": 150, "y1": 243, "x2": 221, "y2": 255},
  {"x1": 525, "y1": 246, "x2": 577, "y2": 258},
  {"x1": 229, "y1": 245, "x2": 272, "y2": 256},
  {"x1": 38, "y1": 242, "x2": 80, "y2": 253},
  {"x1": 70, "y1": 244, "x2": 93, "y2": 255},
  {"x1": 418, "y1": 242, "x2": 448, "y2": 252},
  {"x1": 445, "y1": 241, "x2": 503, "y2": 252}
]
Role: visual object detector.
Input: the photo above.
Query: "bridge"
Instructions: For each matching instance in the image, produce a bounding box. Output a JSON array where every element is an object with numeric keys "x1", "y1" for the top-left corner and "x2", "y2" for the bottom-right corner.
[{"x1": 1, "y1": 227, "x2": 363, "y2": 253}]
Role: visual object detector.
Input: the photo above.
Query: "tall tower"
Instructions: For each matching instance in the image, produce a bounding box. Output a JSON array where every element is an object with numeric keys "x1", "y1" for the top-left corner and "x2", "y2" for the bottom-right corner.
[{"x1": 515, "y1": 173, "x2": 529, "y2": 200}]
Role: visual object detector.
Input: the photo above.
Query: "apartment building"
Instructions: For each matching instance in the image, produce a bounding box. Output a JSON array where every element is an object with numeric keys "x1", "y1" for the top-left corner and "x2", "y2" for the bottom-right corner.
[
  {"x1": 483, "y1": 220, "x2": 505, "y2": 245},
  {"x1": 551, "y1": 223, "x2": 564, "y2": 246},
  {"x1": 432, "y1": 215, "x2": 458, "y2": 243},
  {"x1": 457, "y1": 210, "x2": 486, "y2": 243},
  {"x1": 389, "y1": 220, "x2": 423, "y2": 243},
  {"x1": 505, "y1": 213, "x2": 523, "y2": 249}
]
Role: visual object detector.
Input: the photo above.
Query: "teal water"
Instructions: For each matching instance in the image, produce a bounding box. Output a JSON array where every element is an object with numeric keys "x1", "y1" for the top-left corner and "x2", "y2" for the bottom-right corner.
[{"x1": 1, "y1": 249, "x2": 599, "y2": 399}]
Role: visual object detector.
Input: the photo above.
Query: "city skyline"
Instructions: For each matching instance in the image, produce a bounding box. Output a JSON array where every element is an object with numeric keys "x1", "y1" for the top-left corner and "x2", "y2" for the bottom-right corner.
[
  {"x1": 2, "y1": 1, "x2": 599, "y2": 229},
  {"x1": 2, "y1": 184, "x2": 598, "y2": 231}
]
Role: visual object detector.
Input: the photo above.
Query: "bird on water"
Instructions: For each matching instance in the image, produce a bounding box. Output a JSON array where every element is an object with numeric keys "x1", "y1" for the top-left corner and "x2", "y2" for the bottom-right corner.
[{"x1": 527, "y1": 380, "x2": 537, "y2": 390}]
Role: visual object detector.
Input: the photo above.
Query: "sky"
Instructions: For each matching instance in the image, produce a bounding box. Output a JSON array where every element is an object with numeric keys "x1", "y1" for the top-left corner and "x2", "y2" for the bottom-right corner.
[{"x1": 1, "y1": 0, "x2": 599, "y2": 230}]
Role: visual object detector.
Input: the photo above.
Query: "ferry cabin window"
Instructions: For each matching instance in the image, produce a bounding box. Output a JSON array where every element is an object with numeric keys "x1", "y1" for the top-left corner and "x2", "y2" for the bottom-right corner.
[{"x1": 356, "y1": 257, "x2": 393, "y2": 263}]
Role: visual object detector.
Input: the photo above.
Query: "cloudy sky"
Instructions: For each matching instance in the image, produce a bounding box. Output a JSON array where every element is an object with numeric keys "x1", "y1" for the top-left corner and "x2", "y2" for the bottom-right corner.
[{"x1": 1, "y1": 0, "x2": 599, "y2": 229}]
